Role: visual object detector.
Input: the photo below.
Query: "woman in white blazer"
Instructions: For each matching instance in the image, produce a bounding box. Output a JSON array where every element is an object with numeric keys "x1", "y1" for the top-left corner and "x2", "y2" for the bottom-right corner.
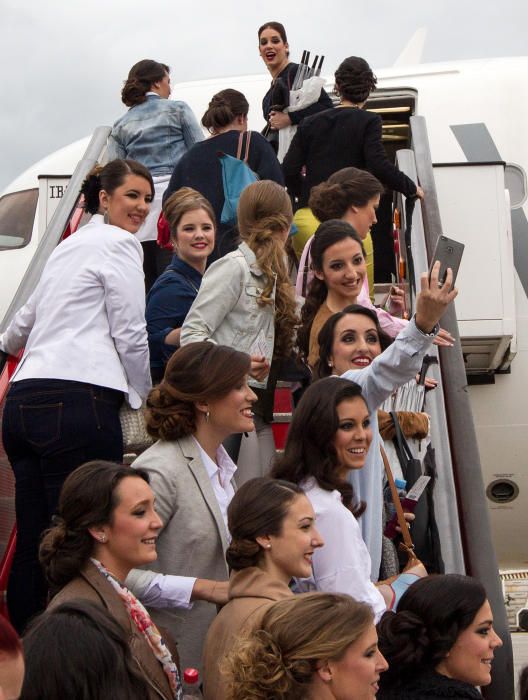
[
  {"x1": 0, "y1": 159, "x2": 153, "y2": 632},
  {"x1": 127, "y1": 342, "x2": 256, "y2": 673}
]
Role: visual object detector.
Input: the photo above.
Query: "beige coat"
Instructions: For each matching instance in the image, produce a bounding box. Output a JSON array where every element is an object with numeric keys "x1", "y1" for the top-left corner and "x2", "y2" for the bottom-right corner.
[
  {"x1": 126, "y1": 435, "x2": 231, "y2": 672},
  {"x1": 202, "y1": 567, "x2": 293, "y2": 699},
  {"x1": 48, "y1": 561, "x2": 178, "y2": 700}
]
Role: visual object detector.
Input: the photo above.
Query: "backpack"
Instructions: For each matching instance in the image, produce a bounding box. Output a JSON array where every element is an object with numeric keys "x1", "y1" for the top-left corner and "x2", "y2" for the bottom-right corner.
[{"x1": 218, "y1": 131, "x2": 258, "y2": 226}]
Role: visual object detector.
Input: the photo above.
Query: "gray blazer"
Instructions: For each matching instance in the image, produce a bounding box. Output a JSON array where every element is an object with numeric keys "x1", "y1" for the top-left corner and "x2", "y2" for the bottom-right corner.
[{"x1": 126, "y1": 435, "x2": 229, "y2": 673}]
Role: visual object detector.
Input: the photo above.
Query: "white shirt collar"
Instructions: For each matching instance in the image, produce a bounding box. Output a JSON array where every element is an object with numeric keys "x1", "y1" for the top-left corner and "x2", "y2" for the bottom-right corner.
[{"x1": 192, "y1": 436, "x2": 237, "y2": 488}]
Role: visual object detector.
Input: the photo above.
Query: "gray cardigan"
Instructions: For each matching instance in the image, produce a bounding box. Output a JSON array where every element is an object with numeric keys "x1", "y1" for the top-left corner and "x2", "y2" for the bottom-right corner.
[{"x1": 126, "y1": 435, "x2": 230, "y2": 672}]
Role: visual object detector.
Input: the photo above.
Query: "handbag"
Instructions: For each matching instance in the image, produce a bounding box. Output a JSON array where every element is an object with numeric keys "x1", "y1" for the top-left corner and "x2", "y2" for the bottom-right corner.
[
  {"x1": 119, "y1": 403, "x2": 153, "y2": 455},
  {"x1": 380, "y1": 445, "x2": 420, "y2": 570}
]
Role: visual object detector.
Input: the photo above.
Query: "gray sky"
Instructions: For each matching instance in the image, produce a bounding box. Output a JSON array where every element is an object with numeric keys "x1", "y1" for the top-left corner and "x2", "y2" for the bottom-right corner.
[{"x1": 1, "y1": 0, "x2": 526, "y2": 191}]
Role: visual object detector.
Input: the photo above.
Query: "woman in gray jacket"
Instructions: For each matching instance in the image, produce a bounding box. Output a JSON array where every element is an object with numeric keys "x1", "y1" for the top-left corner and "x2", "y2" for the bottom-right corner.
[{"x1": 180, "y1": 180, "x2": 298, "y2": 482}]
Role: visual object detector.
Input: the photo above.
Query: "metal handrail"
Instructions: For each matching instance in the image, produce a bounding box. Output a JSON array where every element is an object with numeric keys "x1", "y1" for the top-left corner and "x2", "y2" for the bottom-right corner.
[
  {"x1": 410, "y1": 114, "x2": 514, "y2": 700},
  {"x1": 0, "y1": 126, "x2": 111, "y2": 343},
  {"x1": 395, "y1": 149, "x2": 466, "y2": 576}
]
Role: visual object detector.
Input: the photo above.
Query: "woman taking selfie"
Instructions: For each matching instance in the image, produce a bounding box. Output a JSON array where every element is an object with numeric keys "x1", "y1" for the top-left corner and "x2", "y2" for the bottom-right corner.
[
  {"x1": 224, "y1": 592, "x2": 388, "y2": 699},
  {"x1": 0, "y1": 159, "x2": 153, "y2": 632},
  {"x1": 275, "y1": 265, "x2": 457, "y2": 589},
  {"x1": 108, "y1": 59, "x2": 204, "y2": 288},
  {"x1": 377, "y1": 574, "x2": 503, "y2": 698},
  {"x1": 146, "y1": 188, "x2": 216, "y2": 382},
  {"x1": 40, "y1": 461, "x2": 183, "y2": 700},
  {"x1": 127, "y1": 342, "x2": 257, "y2": 671},
  {"x1": 181, "y1": 180, "x2": 298, "y2": 481},
  {"x1": 202, "y1": 477, "x2": 323, "y2": 698}
]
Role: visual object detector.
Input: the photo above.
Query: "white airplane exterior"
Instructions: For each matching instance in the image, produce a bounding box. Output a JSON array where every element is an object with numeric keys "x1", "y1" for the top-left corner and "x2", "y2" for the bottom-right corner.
[{"x1": 1, "y1": 55, "x2": 527, "y2": 578}]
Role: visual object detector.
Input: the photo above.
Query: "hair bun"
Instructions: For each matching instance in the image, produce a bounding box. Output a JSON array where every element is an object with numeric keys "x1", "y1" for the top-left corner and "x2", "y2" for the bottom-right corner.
[{"x1": 226, "y1": 538, "x2": 261, "y2": 570}]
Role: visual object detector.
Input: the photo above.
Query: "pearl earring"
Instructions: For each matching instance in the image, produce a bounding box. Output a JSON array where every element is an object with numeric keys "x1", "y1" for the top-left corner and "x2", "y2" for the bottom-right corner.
[{"x1": 205, "y1": 411, "x2": 210, "y2": 423}]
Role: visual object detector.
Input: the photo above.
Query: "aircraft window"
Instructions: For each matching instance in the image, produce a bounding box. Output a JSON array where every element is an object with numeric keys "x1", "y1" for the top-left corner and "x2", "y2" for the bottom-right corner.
[
  {"x1": 0, "y1": 188, "x2": 38, "y2": 251},
  {"x1": 505, "y1": 163, "x2": 527, "y2": 209}
]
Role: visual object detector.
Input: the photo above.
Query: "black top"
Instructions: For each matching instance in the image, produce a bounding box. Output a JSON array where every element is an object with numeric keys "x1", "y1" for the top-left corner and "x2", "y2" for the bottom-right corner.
[
  {"x1": 282, "y1": 106, "x2": 417, "y2": 207},
  {"x1": 378, "y1": 670, "x2": 483, "y2": 700},
  {"x1": 262, "y1": 62, "x2": 334, "y2": 126},
  {"x1": 163, "y1": 130, "x2": 284, "y2": 263}
]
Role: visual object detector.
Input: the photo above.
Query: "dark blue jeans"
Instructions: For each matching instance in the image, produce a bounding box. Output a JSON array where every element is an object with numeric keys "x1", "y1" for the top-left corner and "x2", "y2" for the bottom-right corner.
[{"x1": 2, "y1": 378, "x2": 123, "y2": 633}]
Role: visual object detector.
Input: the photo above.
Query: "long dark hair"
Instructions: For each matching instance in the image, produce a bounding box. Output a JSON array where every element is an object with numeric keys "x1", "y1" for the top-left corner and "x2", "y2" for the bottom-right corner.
[
  {"x1": 298, "y1": 219, "x2": 365, "y2": 359},
  {"x1": 314, "y1": 304, "x2": 392, "y2": 379},
  {"x1": 226, "y1": 478, "x2": 304, "y2": 570},
  {"x1": 272, "y1": 378, "x2": 367, "y2": 517},
  {"x1": 21, "y1": 600, "x2": 150, "y2": 700},
  {"x1": 309, "y1": 167, "x2": 384, "y2": 222},
  {"x1": 39, "y1": 461, "x2": 150, "y2": 594},
  {"x1": 146, "y1": 343, "x2": 251, "y2": 441},
  {"x1": 377, "y1": 574, "x2": 488, "y2": 688}
]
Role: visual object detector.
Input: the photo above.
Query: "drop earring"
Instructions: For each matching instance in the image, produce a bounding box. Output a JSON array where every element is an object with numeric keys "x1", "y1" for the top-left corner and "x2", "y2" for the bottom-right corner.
[
  {"x1": 103, "y1": 210, "x2": 109, "y2": 225},
  {"x1": 205, "y1": 411, "x2": 210, "y2": 423}
]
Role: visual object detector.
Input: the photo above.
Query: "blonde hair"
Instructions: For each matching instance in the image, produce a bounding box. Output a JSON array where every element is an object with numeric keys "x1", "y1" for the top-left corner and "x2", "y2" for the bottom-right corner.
[
  {"x1": 237, "y1": 180, "x2": 297, "y2": 358},
  {"x1": 162, "y1": 187, "x2": 216, "y2": 245},
  {"x1": 223, "y1": 593, "x2": 373, "y2": 700}
]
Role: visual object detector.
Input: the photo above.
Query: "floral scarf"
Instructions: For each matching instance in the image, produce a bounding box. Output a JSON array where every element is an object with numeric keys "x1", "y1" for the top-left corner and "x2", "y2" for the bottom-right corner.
[{"x1": 91, "y1": 558, "x2": 182, "y2": 699}]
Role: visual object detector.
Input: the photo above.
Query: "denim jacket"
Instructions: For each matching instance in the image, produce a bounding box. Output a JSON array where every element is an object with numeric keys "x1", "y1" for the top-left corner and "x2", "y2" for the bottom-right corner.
[
  {"x1": 180, "y1": 242, "x2": 276, "y2": 388},
  {"x1": 107, "y1": 95, "x2": 204, "y2": 176}
]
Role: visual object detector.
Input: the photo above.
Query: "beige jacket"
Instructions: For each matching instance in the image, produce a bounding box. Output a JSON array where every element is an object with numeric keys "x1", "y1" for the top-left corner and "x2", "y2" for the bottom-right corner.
[{"x1": 202, "y1": 567, "x2": 293, "y2": 699}]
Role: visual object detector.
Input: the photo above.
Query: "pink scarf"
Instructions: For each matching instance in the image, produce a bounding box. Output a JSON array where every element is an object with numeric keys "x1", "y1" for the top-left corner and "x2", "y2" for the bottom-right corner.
[{"x1": 92, "y1": 558, "x2": 182, "y2": 699}]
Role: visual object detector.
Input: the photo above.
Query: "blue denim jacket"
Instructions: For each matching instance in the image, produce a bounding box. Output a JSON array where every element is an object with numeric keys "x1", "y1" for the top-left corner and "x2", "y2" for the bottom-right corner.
[{"x1": 107, "y1": 95, "x2": 204, "y2": 175}]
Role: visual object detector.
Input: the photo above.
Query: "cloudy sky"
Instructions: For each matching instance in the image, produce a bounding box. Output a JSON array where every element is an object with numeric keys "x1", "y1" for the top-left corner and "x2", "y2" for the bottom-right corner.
[{"x1": 1, "y1": 0, "x2": 526, "y2": 191}]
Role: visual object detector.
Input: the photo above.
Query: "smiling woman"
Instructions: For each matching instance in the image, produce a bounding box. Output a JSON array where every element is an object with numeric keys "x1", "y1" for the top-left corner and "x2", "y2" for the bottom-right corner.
[
  {"x1": 0, "y1": 159, "x2": 153, "y2": 634},
  {"x1": 377, "y1": 574, "x2": 503, "y2": 699},
  {"x1": 39, "y1": 461, "x2": 183, "y2": 700}
]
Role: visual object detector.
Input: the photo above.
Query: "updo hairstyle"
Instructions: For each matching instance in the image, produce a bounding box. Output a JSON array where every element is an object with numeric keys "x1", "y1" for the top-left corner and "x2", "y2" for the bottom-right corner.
[
  {"x1": 309, "y1": 167, "x2": 384, "y2": 222},
  {"x1": 163, "y1": 187, "x2": 216, "y2": 245},
  {"x1": 224, "y1": 592, "x2": 373, "y2": 700},
  {"x1": 297, "y1": 219, "x2": 365, "y2": 359},
  {"x1": 39, "y1": 461, "x2": 150, "y2": 594},
  {"x1": 121, "y1": 59, "x2": 169, "y2": 107},
  {"x1": 377, "y1": 574, "x2": 488, "y2": 687},
  {"x1": 226, "y1": 478, "x2": 304, "y2": 570},
  {"x1": 335, "y1": 56, "x2": 377, "y2": 104},
  {"x1": 146, "y1": 342, "x2": 251, "y2": 441},
  {"x1": 237, "y1": 180, "x2": 298, "y2": 359},
  {"x1": 272, "y1": 378, "x2": 367, "y2": 518},
  {"x1": 201, "y1": 89, "x2": 249, "y2": 134},
  {"x1": 314, "y1": 304, "x2": 392, "y2": 379},
  {"x1": 80, "y1": 159, "x2": 154, "y2": 215}
]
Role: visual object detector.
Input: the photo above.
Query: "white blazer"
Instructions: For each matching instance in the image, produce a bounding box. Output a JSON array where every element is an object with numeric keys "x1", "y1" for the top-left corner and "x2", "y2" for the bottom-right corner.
[{"x1": 0, "y1": 215, "x2": 151, "y2": 407}]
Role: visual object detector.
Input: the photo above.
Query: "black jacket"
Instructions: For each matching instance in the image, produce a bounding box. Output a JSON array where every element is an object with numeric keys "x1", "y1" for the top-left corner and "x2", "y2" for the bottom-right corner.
[
  {"x1": 378, "y1": 670, "x2": 483, "y2": 700},
  {"x1": 282, "y1": 106, "x2": 417, "y2": 207}
]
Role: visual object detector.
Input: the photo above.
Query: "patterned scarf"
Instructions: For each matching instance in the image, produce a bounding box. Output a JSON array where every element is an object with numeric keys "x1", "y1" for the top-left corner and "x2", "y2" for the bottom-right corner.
[{"x1": 91, "y1": 558, "x2": 182, "y2": 699}]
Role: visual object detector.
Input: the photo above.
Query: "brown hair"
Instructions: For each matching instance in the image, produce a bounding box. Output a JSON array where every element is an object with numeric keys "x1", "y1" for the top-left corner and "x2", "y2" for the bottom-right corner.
[
  {"x1": 335, "y1": 56, "x2": 377, "y2": 104},
  {"x1": 121, "y1": 59, "x2": 169, "y2": 107},
  {"x1": 223, "y1": 592, "x2": 373, "y2": 699},
  {"x1": 309, "y1": 167, "x2": 384, "y2": 222},
  {"x1": 201, "y1": 89, "x2": 249, "y2": 134},
  {"x1": 226, "y1": 478, "x2": 304, "y2": 570},
  {"x1": 80, "y1": 159, "x2": 154, "y2": 215},
  {"x1": 146, "y1": 342, "x2": 251, "y2": 441},
  {"x1": 39, "y1": 461, "x2": 150, "y2": 594},
  {"x1": 162, "y1": 187, "x2": 216, "y2": 245},
  {"x1": 237, "y1": 180, "x2": 298, "y2": 359}
]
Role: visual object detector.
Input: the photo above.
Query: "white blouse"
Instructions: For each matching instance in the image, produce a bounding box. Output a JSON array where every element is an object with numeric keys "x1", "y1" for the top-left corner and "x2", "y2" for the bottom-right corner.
[{"x1": 297, "y1": 478, "x2": 387, "y2": 622}]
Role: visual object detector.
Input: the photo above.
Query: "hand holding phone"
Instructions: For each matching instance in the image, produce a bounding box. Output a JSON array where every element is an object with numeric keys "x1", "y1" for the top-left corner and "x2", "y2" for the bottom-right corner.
[{"x1": 428, "y1": 235, "x2": 465, "y2": 288}]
